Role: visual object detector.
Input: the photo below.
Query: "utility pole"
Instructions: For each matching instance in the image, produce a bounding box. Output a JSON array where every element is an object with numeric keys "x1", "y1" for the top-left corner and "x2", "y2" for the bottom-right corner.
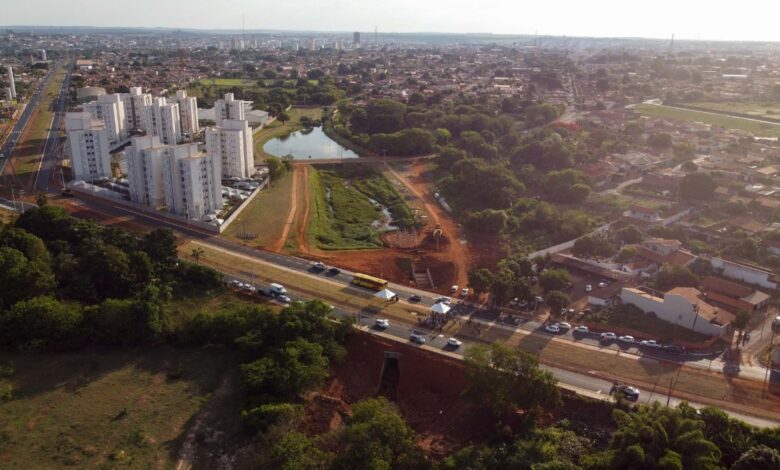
[{"x1": 763, "y1": 327, "x2": 776, "y2": 398}]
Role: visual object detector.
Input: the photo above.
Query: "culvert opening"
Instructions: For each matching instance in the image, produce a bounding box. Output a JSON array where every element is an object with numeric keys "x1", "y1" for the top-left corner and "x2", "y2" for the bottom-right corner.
[{"x1": 377, "y1": 351, "x2": 400, "y2": 400}]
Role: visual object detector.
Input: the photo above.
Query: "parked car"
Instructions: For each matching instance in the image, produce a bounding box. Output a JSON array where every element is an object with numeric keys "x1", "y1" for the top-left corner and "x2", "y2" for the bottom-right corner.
[
  {"x1": 328, "y1": 267, "x2": 341, "y2": 275},
  {"x1": 435, "y1": 297, "x2": 452, "y2": 305},
  {"x1": 450, "y1": 285, "x2": 459, "y2": 294},
  {"x1": 611, "y1": 383, "x2": 640, "y2": 402},
  {"x1": 585, "y1": 284, "x2": 592, "y2": 292},
  {"x1": 410, "y1": 333, "x2": 426, "y2": 344},
  {"x1": 600, "y1": 332, "x2": 617, "y2": 342},
  {"x1": 409, "y1": 294, "x2": 422, "y2": 303},
  {"x1": 573, "y1": 325, "x2": 589, "y2": 334},
  {"x1": 773, "y1": 316, "x2": 780, "y2": 328},
  {"x1": 618, "y1": 335, "x2": 635, "y2": 344},
  {"x1": 557, "y1": 322, "x2": 572, "y2": 330},
  {"x1": 229, "y1": 279, "x2": 241, "y2": 288},
  {"x1": 640, "y1": 339, "x2": 662, "y2": 349},
  {"x1": 461, "y1": 287, "x2": 469, "y2": 297},
  {"x1": 312, "y1": 262, "x2": 326, "y2": 271},
  {"x1": 662, "y1": 344, "x2": 686, "y2": 355},
  {"x1": 375, "y1": 318, "x2": 390, "y2": 329},
  {"x1": 277, "y1": 295, "x2": 292, "y2": 304},
  {"x1": 598, "y1": 281, "x2": 608, "y2": 288},
  {"x1": 447, "y1": 338, "x2": 463, "y2": 348},
  {"x1": 545, "y1": 324, "x2": 561, "y2": 334}
]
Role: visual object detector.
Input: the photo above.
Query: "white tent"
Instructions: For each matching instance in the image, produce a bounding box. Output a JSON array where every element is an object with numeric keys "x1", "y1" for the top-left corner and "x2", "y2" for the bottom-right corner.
[
  {"x1": 374, "y1": 288, "x2": 397, "y2": 300},
  {"x1": 430, "y1": 302, "x2": 450, "y2": 315}
]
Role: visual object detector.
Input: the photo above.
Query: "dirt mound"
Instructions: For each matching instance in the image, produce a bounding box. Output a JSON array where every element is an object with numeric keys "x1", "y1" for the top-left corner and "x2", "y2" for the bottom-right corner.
[
  {"x1": 327, "y1": 332, "x2": 496, "y2": 457},
  {"x1": 300, "y1": 392, "x2": 351, "y2": 436}
]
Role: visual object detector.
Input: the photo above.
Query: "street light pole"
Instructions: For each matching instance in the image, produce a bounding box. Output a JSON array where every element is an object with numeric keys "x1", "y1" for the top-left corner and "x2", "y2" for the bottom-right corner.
[{"x1": 763, "y1": 327, "x2": 776, "y2": 398}]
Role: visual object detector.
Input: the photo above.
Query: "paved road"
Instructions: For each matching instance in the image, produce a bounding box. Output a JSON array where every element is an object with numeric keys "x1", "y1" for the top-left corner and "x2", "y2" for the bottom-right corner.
[
  {"x1": 34, "y1": 67, "x2": 70, "y2": 192},
  {"x1": 0, "y1": 70, "x2": 54, "y2": 176}
]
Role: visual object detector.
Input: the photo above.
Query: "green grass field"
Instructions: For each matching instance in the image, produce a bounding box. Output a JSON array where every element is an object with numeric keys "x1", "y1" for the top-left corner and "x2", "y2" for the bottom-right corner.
[
  {"x1": 254, "y1": 107, "x2": 326, "y2": 160},
  {"x1": 688, "y1": 101, "x2": 780, "y2": 117},
  {"x1": 198, "y1": 78, "x2": 256, "y2": 87},
  {"x1": 634, "y1": 104, "x2": 780, "y2": 137},
  {"x1": 221, "y1": 172, "x2": 295, "y2": 249},
  {"x1": 0, "y1": 346, "x2": 236, "y2": 468}
]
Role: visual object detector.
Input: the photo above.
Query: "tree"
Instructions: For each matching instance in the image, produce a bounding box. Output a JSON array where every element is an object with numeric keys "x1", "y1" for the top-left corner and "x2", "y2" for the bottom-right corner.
[
  {"x1": 655, "y1": 264, "x2": 698, "y2": 291},
  {"x1": 272, "y1": 432, "x2": 333, "y2": 470},
  {"x1": 0, "y1": 296, "x2": 83, "y2": 351},
  {"x1": 142, "y1": 228, "x2": 178, "y2": 275},
  {"x1": 572, "y1": 234, "x2": 618, "y2": 259},
  {"x1": 599, "y1": 402, "x2": 721, "y2": 469},
  {"x1": 468, "y1": 268, "x2": 494, "y2": 296},
  {"x1": 191, "y1": 247, "x2": 204, "y2": 264},
  {"x1": 464, "y1": 343, "x2": 560, "y2": 418},
  {"x1": 0, "y1": 246, "x2": 56, "y2": 307},
  {"x1": 539, "y1": 268, "x2": 570, "y2": 292},
  {"x1": 647, "y1": 132, "x2": 673, "y2": 151},
  {"x1": 277, "y1": 111, "x2": 290, "y2": 126},
  {"x1": 545, "y1": 291, "x2": 570, "y2": 313},
  {"x1": 335, "y1": 397, "x2": 426, "y2": 469},
  {"x1": 616, "y1": 225, "x2": 643, "y2": 244},
  {"x1": 679, "y1": 172, "x2": 716, "y2": 202},
  {"x1": 732, "y1": 445, "x2": 780, "y2": 470},
  {"x1": 733, "y1": 310, "x2": 752, "y2": 347},
  {"x1": 615, "y1": 246, "x2": 637, "y2": 263},
  {"x1": 241, "y1": 338, "x2": 330, "y2": 399},
  {"x1": 266, "y1": 156, "x2": 288, "y2": 180}
]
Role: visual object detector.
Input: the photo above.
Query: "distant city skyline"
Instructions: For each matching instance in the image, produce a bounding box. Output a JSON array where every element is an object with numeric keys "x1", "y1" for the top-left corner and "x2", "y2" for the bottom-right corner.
[{"x1": 4, "y1": 0, "x2": 780, "y2": 43}]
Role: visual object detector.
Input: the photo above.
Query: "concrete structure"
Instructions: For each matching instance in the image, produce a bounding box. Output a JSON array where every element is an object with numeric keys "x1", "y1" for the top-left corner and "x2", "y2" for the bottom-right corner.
[
  {"x1": 6, "y1": 66, "x2": 16, "y2": 99},
  {"x1": 120, "y1": 87, "x2": 152, "y2": 132},
  {"x1": 205, "y1": 119, "x2": 254, "y2": 178},
  {"x1": 710, "y1": 257, "x2": 777, "y2": 290},
  {"x1": 126, "y1": 135, "x2": 166, "y2": 208},
  {"x1": 213, "y1": 93, "x2": 246, "y2": 126},
  {"x1": 175, "y1": 90, "x2": 199, "y2": 137},
  {"x1": 65, "y1": 112, "x2": 111, "y2": 181},
  {"x1": 624, "y1": 205, "x2": 662, "y2": 224},
  {"x1": 83, "y1": 94, "x2": 127, "y2": 146},
  {"x1": 76, "y1": 86, "x2": 106, "y2": 103},
  {"x1": 353, "y1": 31, "x2": 361, "y2": 47},
  {"x1": 39, "y1": 49, "x2": 46, "y2": 61},
  {"x1": 144, "y1": 97, "x2": 181, "y2": 145},
  {"x1": 161, "y1": 143, "x2": 222, "y2": 220},
  {"x1": 621, "y1": 286, "x2": 735, "y2": 338},
  {"x1": 701, "y1": 276, "x2": 770, "y2": 313}
]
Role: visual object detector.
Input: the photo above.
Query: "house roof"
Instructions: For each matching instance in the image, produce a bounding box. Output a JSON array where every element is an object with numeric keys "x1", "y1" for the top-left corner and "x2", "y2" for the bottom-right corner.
[
  {"x1": 667, "y1": 287, "x2": 736, "y2": 326},
  {"x1": 644, "y1": 238, "x2": 681, "y2": 247},
  {"x1": 636, "y1": 246, "x2": 696, "y2": 267},
  {"x1": 701, "y1": 276, "x2": 753, "y2": 298}
]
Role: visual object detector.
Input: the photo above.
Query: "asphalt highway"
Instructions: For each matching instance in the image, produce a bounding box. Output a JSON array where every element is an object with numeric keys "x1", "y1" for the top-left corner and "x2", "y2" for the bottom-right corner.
[{"x1": 0, "y1": 70, "x2": 53, "y2": 175}]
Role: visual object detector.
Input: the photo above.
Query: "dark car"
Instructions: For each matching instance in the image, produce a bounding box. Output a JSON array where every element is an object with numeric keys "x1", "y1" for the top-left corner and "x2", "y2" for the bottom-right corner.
[
  {"x1": 662, "y1": 344, "x2": 686, "y2": 355},
  {"x1": 409, "y1": 294, "x2": 422, "y2": 303},
  {"x1": 610, "y1": 383, "x2": 640, "y2": 402},
  {"x1": 327, "y1": 267, "x2": 341, "y2": 275}
]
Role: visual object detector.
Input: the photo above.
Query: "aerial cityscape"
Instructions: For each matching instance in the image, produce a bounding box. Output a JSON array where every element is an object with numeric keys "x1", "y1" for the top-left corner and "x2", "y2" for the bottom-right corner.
[{"x1": 1, "y1": 1, "x2": 780, "y2": 468}]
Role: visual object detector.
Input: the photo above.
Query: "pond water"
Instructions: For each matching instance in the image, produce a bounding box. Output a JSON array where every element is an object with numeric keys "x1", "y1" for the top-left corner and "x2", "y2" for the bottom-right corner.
[{"x1": 263, "y1": 126, "x2": 359, "y2": 160}]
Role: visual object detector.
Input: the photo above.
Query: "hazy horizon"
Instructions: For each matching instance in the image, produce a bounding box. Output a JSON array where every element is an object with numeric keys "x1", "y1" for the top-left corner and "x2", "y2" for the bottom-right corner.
[{"x1": 4, "y1": 0, "x2": 780, "y2": 43}]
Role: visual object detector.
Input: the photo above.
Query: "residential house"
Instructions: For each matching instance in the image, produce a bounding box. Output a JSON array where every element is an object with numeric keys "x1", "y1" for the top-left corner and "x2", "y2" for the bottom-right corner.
[{"x1": 701, "y1": 276, "x2": 770, "y2": 313}]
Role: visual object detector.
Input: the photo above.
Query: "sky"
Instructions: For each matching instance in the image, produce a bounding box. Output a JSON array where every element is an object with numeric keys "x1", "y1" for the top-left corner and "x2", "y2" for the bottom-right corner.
[{"x1": 4, "y1": 0, "x2": 780, "y2": 42}]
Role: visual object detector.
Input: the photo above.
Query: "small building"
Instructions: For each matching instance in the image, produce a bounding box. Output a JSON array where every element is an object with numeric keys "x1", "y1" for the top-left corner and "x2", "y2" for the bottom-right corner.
[
  {"x1": 624, "y1": 205, "x2": 662, "y2": 224},
  {"x1": 621, "y1": 286, "x2": 735, "y2": 338},
  {"x1": 701, "y1": 276, "x2": 770, "y2": 313},
  {"x1": 587, "y1": 281, "x2": 625, "y2": 307},
  {"x1": 710, "y1": 257, "x2": 777, "y2": 290}
]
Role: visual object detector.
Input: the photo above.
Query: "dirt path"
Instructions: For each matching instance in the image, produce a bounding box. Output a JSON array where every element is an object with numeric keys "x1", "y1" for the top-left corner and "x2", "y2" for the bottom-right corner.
[
  {"x1": 270, "y1": 167, "x2": 300, "y2": 253},
  {"x1": 295, "y1": 165, "x2": 312, "y2": 254},
  {"x1": 386, "y1": 161, "x2": 471, "y2": 289}
]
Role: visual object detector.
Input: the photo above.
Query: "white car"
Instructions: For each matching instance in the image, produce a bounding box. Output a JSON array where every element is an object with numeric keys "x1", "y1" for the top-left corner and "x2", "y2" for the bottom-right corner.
[
  {"x1": 450, "y1": 285, "x2": 459, "y2": 294},
  {"x1": 585, "y1": 284, "x2": 592, "y2": 292},
  {"x1": 573, "y1": 325, "x2": 589, "y2": 334},
  {"x1": 618, "y1": 335, "x2": 635, "y2": 344},
  {"x1": 277, "y1": 295, "x2": 292, "y2": 304},
  {"x1": 410, "y1": 333, "x2": 426, "y2": 344},
  {"x1": 447, "y1": 338, "x2": 463, "y2": 348},
  {"x1": 229, "y1": 279, "x2": 241, "y2": 287},
  {"x1": 375, "y1": 318, "x2": 390, "y2": 329},
  {"x1": 598, "y1": 281, "x2": 608, "y2": 288},
  {"x1": 600, "y1": 332, "x2": 617, "y2": 341},
  {"x1": 461, "y1": 288, "x2": 469, "y2": 297},
  {"x1": 545, "y1": 324, "x2": 561, "y2": 334},
  {"x1": 557, "y1": 322, "x2": 572, "y2": 330},
  {"x1": 640, "y1": 339, "x2": 662, "y2": 349},
  {"x1": 313, "y1": 262, "x2": 326, "y2": 270}
]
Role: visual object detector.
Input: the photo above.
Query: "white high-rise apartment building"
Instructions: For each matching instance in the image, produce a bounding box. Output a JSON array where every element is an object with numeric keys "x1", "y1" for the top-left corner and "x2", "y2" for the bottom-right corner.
[
  {"x1": 213, "y1": 93, "x2": 246, "y2": 126},
  {"x1": 175, "y1": 90, "x2": 199, "y2": 137},
  {"x1": 83, "y1": 94, "x2": 127, "y2": 146},
  {"x1": 120, "y1": 87, "x2": 152, "y2": 132},
  {"x1": 6, "y1": 66, "x2": 16, "y2": 99},
  {"x1": 205, "y1": 119, "x2": 254, "y2": 178},
  {"x1": 144, "y1": 97, "x2": 181, "y2": 145},
  {"x1": 65, "y1": 112, "x2": 111, "y2": 181},
  {"x1": 161, "y1": 143, "x2": 222, "y2": 219},
  {"x1": 126, "y1": 135, "x2": 166, "y2": 208}
]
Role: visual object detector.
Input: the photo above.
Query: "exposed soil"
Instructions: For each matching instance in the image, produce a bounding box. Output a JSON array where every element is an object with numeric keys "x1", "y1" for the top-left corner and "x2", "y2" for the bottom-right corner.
[{"x1": 271, "y1": 165, "x2": 301, "y2": 253}]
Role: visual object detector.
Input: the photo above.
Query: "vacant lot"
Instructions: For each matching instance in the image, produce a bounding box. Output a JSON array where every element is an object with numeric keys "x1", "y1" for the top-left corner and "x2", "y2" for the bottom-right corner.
[
  {"x1": 634, "y1": 104, "x2": 780, "y2": 137},
  {"x1": 0, "y1": 346, "x2": 236, "y2": 469},
  {"x1": 222, "y1": 172, "x2": 295, "y2": 250},
  {"x1": 198, "y1": 78, "x2": 256, "y2": 87},
  {"x1": 255, "y1": 107, "x2": 326, "y2": 160}
]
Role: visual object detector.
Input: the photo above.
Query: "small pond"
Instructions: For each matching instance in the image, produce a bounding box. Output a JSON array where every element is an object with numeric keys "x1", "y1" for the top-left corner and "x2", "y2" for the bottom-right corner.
[{"x1": 263, "y1": 126, "x2": 359, "y2": 160}]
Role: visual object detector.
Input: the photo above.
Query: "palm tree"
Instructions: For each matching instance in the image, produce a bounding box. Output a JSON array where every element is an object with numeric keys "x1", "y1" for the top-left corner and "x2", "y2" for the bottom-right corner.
[{"x1": 191, "y1": 247, "x2": 204, "y2": 264}]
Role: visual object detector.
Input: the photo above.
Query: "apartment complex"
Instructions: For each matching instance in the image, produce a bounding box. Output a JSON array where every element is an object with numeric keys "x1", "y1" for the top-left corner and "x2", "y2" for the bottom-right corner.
[
  {"x1": 83, "y1": 94, "x2": 127, "y2": 146},
  {"x1": 176, "y1": 90, "x2": 199, "y2": 137},
  {"x1": 205, "y1": 119, "x2": 254, "y2": 178},
  {"x1": 144, "y1": 97, "x2": 181, "y2": 145},
  {"x1": 65, "y1": 112, "x2": 112, "y2": 181},
  {"x1": 126, "y1": 135, "x2": 166, "y2": 208},
  {"x1": 120, "y1": 86, "x2": 152, "y2": 132},
  {"x1": 6, "y1": 66, "x2": 15, "y2": 99},
  {"x1": 213, "y1": 92, "x2": 246, "y2": 126}
]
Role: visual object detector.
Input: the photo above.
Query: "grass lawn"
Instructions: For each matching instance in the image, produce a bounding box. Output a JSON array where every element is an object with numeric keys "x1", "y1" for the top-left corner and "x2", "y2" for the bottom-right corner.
[
  {"x1": 254, "y1": 107, "x2": 326, "y2": 161},
  {"x1": 688, "y1": 101, "x2": 780, "y2": 118},
  {"x1": 221, "y1": 172, "x2": 294, "y2": 249},
  {"x1": 634, "y1": 104, "x2": 780, "y2": 137},
  {"x1": 307, "y1": 166, "x2": 383, "y2": 250},
  {"x1": 198, "y1": 78, "x2": 256, "y2": 87},
  {"x1": 0, "y1": 345, "x2": 237, "y2": 468},
  {"x1": 590, "y1": 304, "x2": 711, "y2": 343}
]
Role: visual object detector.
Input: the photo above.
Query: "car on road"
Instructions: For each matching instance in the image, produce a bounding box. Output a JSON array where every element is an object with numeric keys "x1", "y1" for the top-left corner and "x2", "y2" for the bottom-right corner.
[
  {"x1": 573, "y1": 325, "x2": 589, "y2": 334},
  {"x1": 585, "y1": 284, "x2": 592, "y2": 292},
  {"x1": 242, "y1": 284, "x2": 256, "y2": 293},
  {"x1": 408, "y1": 294, "x2": 422, "y2": 303},
  {"x1": 544, "y1": 324, "x2": 561, "y2": 334},
  {"x1": 662, "y1": 344, "x2": 686, "y2": 355},
  {"x1": 640, "y1": 339, "x2": 662, "y2": 349},
  {"x1": 557, "y1": 322, "x2": 572, "y2": 331},
  {"x1": 598, "y1": 281, "x2": 608, "y2": 288},
  {"x1": 434, "y1": 297, "x2": 452, "y2": 305},
  {"x1": 375, "y1": 318, "x2": 390, "y2": 329},
  {"x1": 610, "y1": 383, "x2": 640, "y2": 402},
  {"x1": 410, "y1": 332, "x2": 426, "y2": 344},
  {"x1": 600, "y1": 332, "x2": 617, "y2": 342},
  {"x1": 618, "y1": 335, "x2": 635, "y2": 344},
  {"x1": 277, "y1": 295, "x2": 292, "y2": 304},
  {"x1": 447, "y1": 338, "x2": 463, "y2": 348},
  {"x1": 229, "y1": 279, "x2": 241, "y2": 288},
  {"x1": 327, "y1": 267, "x2": 341, "y2": 275},
  {"x1": 450, "y1": 285, "x2": 459, "y2": 294},
  {"x1": 312, "y1": 262, "x2": 326, "y2": 271},
  {"x1": 773, "y1": 315, "x2": 780, "y2": 328},
  {"x1": 461, "y1": 287, "x2": 469, "y2": 297}
]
